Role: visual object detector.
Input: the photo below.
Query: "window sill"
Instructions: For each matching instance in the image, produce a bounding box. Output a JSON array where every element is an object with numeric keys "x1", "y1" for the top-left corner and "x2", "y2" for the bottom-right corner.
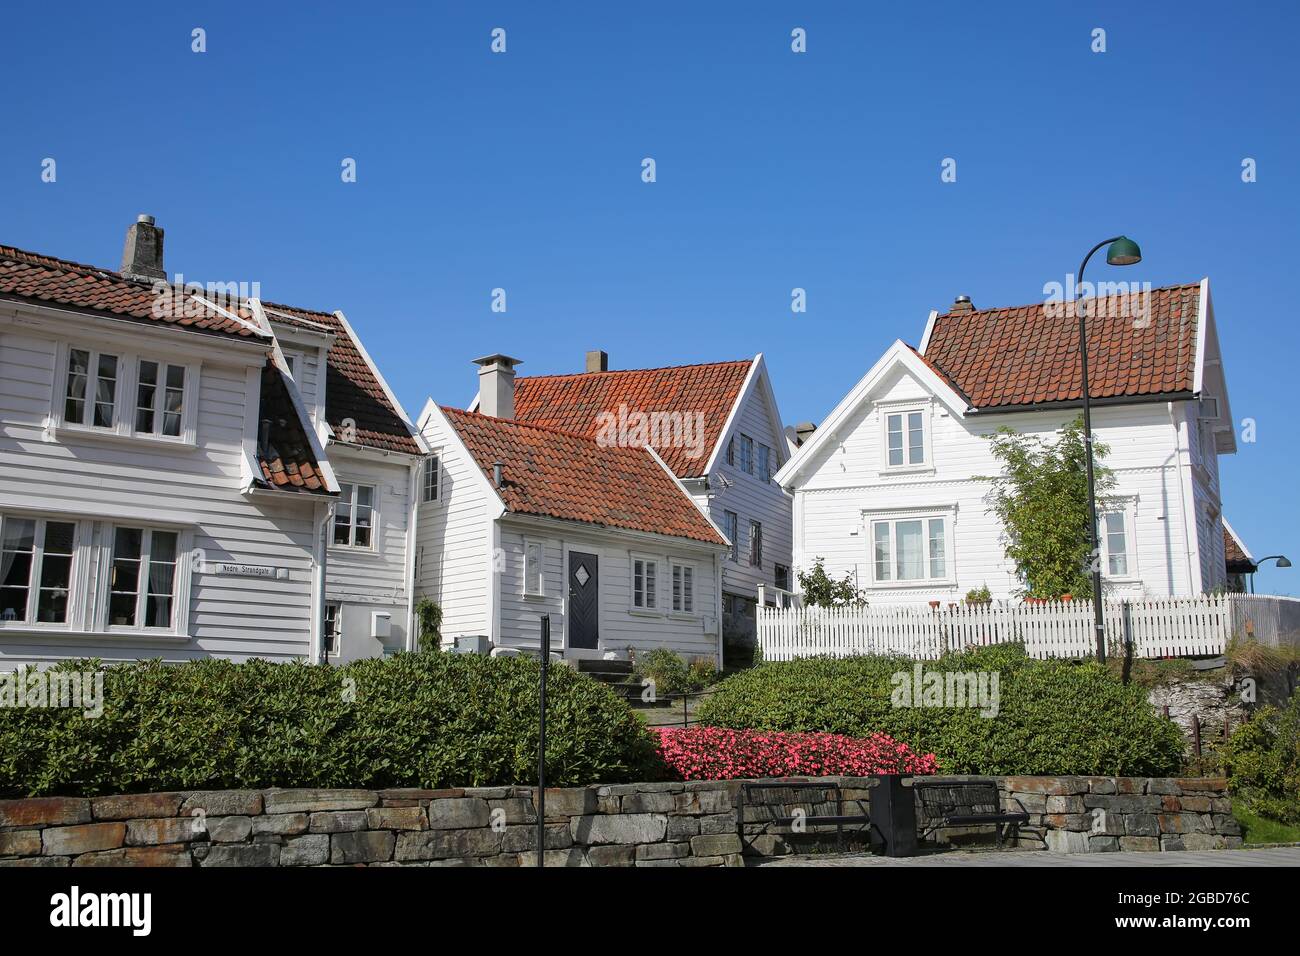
[
  {"x1": 865, "y1": 579, "x2": 956, "y2": 591},
  {"x1": 328, "y1": 546, "x2": 382, "y2": 558},
  {"x1": 880, "y1": 465, "x2": 936, "y2": 477},
  {"x1": 668, "y1": 611, "x2": 699, "y2": 622},
  {"x1": 52, "y1": 424, "x2": 197, "y2": 451},
  {"x1": 522, "y1": 592, "x2": 547, "y2": 602},
  {"x1": 629, "y1": 607, "x2": 663, "y2": 619},
  {"x1": 0, "y1": 625, "x2": 189, "y2": 642}
]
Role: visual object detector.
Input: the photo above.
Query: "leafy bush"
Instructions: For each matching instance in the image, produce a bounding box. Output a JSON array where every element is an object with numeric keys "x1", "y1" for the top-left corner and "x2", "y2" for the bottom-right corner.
[
  {"x1": 633, "y1": 648, "x2": 717, "y2": 696},
  {"x1": 797, "y1": 557, "x2": 866, "y2": 608},
  {"x1": 652, "y1": 727, "x2": 937, "y2": 780},
  {"x1": 1220, "y1": 695, "x2": 1300, "y2": 825},
  {"x1": 0, "y1": 655, "x2": 658, "y2": 797},
  {"x1": 694, "y1": 644, "x2": 1184, "y2": 777}
]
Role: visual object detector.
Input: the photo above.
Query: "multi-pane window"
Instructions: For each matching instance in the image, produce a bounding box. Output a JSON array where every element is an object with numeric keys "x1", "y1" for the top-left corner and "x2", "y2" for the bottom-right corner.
[
  {"x1": 0, "y1": 517, "x2": 76, "y2": 625},
  {"x1": 749, "y1": 520, "x2": 763, "y2": 567},
  {"x1": 671, "y1": 562, "x2": 694, "y2": 613},
  {"x1": 323, "y1": 603, "x2": 341, "y2": 657},
  {"x1": 872, "y1": 517, "x2": 947, "y2": 583},
  {"x1": 774, "y1": 564, "x2": 790, "y2": 592},
  {"x1": 524, "y1": 540, "x2": 544, "y2": 596},
  {"x1": 739, "y1": 435, "x2": 754, "y2": 474},
  {"x1": 422, "y1": 454, "x2": 440, "y2": 503},
  {"x1": 726, "y1": 438, "x2": 735, "y2": 467},
  {"x1": 723, "y1": 511, "x2": 739, "y2": 562},
  {"x1": 108, "y1": 527, "x2": 179, "y2": 629},
  {"x1": 758, "y1": 444, "x2": 772, "y2": 483},
  {"x1": 64, "y1": 348, "x2": 118, "y2": 428},
  {"x1": 886, "y1": 410, "x2": 926, "y2": 467},
  {"x1": 1100, "y1": 513, "x2": 1129, "y2": 576},
  {"x1": 334, "y1": 483, "x2": 376, "y2": 548},
  {"x1": 135, "y1": 360, "x2": 186, "y2": 437},
  {"x1": 633, "y1": 557, "x2": 657, "y2": 609}
]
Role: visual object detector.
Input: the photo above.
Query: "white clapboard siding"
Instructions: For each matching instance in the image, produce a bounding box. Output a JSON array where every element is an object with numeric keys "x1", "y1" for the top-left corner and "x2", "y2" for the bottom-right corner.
[{"x1": 758, "y1": 594, "x2": 1299, "y2": 662}]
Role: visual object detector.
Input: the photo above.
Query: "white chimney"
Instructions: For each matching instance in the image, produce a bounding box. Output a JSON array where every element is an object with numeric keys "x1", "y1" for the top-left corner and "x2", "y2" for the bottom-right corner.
[{"x1": 472, "y1": 354, "x2": 523, "y2": 419}]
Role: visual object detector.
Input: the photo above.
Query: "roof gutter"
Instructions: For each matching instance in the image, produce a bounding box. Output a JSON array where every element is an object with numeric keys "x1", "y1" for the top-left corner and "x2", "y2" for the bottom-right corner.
[{"x1": 965, "y1": 390, "x2": 1196, "y2": 416}]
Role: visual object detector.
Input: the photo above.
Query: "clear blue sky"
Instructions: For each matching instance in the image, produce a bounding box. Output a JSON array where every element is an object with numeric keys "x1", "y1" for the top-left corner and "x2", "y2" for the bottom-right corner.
[{"x1": 3, "y1": 2, "x2": 1297, "y2": 593}]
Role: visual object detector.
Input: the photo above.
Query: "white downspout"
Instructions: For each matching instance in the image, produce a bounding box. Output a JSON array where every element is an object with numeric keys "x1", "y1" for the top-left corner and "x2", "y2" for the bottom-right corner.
[
  {"x1": 311, "y1": 499, "x2": 333, "y2": 663},
  {"x1": 404, "y1": 459, "x2": 420, "y2": 651}
]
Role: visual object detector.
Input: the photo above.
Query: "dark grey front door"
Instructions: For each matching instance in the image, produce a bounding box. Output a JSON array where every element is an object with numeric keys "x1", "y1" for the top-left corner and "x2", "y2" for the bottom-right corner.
[{"x1": 568, "y1": 551, "x2": 599, "y2": 650}]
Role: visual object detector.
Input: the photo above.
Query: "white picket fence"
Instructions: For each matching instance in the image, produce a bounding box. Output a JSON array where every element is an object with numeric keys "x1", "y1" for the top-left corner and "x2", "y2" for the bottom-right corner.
[{"x1": 757, "y1": 593, "x2": 1300, "y2": 662}]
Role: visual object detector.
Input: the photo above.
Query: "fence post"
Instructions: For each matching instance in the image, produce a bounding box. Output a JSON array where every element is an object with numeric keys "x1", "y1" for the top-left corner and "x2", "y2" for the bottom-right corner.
[{"x1": 1121, "y1": 601, "x2": 1133, "y2": 685}]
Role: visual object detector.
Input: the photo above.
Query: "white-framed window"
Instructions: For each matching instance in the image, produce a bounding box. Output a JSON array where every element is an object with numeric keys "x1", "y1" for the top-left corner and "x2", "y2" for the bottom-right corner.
[
  {"x1": 55, "y1": 343, "x2": 198, "y2": 443},
  {"x1": 774, "y1": 563, "x2": 790, "y2": 592},
  {"x1": 523, "y1": 539, "x2": 545, "y2": 597},
  {"x1": 422, "y1": 454, "x2": 441, "y2": 504},
  {"x1": 283, "y1": 351, "x2": 301, "y2": 380},
  {"x1": 333, "y1": 483, "x2": 376, "y2": 549},
  {"x1": 107, "y1": 526, "x2": 180, "y2": 629},
  {"x1": 632, "y1": 556, "x2": 658, "y2": 610},
  {"x1": 870, "y1": 515, "x2": 950, "y2": 584},
  {"x1": 883, "y1": 407, "x2": 928, "y2": 469},
  {"x1": 1098, "y1": 510, "x2": 1134, "y2": 578},
  {"x1": 671, "y1": 561, "x2": 695, "y2": 614},
  {"x1": 323, "y1": 602, "x2": 341, "y2": 657},
  {"x1": 758, "y1": 444, "x2": 772, "y2": 483},
  {"x1": 740, "y1": 435, "x2": 754, "y2": 474},
  {"x1": 726, "y1": 438, "x2": 735, "y2": 467},
  {"x1": 63, "y1": 347, "x2": 118, "y2": 429},
  {"x1": 0, "y1": 515, "x2": 78, "y2": 625},
  {"x1": 723, "y1": 511, "x2": 739, "y2": 563},
  {"x1": 749, "y1": 520, "x2": 763, "y2": 568},
  {"x1": 134, "y1": 359, "x2": 187, "y2": 437}
]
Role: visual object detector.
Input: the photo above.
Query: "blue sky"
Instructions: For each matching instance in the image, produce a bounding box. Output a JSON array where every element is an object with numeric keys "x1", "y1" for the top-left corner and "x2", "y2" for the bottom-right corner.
[{"x1": 3, "y1": 2, "x2": 1297, "y2": 593}]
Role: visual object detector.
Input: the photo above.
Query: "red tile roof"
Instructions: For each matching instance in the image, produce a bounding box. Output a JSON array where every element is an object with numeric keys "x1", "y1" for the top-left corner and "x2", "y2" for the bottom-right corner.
[
  {"x1": 0, "y1": 243, "x2": 262, "y2": 340},
  {"x1": 511, "y1": 360, "x2": 753, "y2": 477},
  {"x1": 262, "y1": 304, "x2": 421, "y2": 456},
  {"x1": 922, "y1": 283, "x2": 1201, "y2": 409},
  {"x1": 1223, "y1": 521, "x2": 1255, "y2": 572},
  {"x1": 442, "y1": 407, "x2": 726, "y2": 546},
  {"x1": 255, "y1": 361, "x2": 330, "y2": 495}
]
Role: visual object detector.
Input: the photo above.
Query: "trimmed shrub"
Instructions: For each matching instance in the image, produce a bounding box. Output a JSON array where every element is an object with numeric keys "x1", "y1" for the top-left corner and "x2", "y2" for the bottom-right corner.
[
  {"x1": 0, "y1": 654, "x2": 658, "y2": 797},
  {"x1": 653, "y1": 727, "x2": 937, "y2": 780},
  {"x1": 694, "y1": 644, "x2": 1184, "y2": 777},
  {"x1": 1219, "y1": 695, "x2": 1300, "y2": 824}
]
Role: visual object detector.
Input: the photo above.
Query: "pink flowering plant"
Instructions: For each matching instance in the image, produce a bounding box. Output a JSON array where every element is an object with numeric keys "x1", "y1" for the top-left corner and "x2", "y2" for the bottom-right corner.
[{"x1": 651, "y1": 726, "x2": 938, "y2": 781}]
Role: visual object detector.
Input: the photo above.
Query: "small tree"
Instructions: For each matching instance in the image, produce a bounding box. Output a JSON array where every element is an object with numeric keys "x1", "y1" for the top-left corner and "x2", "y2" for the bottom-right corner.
[
  {"x1": 797, "y1": 557, "x2": 867, "y2": 608},
  {"x1": 984, "y1": 416, "x2": 1115, "y2": 599},
  {"x1": 414, "y1": 598, "x2": 442, "y2": 653}
]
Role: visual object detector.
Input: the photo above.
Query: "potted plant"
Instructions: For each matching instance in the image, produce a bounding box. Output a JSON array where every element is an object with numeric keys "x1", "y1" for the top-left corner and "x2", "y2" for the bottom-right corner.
[{"x1": 964, "y1": 584, "x2": 992, "y2": 606}]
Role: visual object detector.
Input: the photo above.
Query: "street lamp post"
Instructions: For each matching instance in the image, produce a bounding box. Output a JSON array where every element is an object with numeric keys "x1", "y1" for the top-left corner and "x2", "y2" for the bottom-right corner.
[
  {"x1": 1075, "y1": 235, "x2": 1142, "y2": 663},
  {"x1": 1250, "y1": 555, "x2": 1292, "y2": 594}
]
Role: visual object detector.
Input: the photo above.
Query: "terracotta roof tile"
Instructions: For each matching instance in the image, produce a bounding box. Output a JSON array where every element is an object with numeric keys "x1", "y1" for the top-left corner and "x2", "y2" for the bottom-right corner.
[
  {"x1": 923, "y1": 283, "x2": 1201, "y2": 409},
  {"x1": 0, "y1": 243, "x2": 262, "y2": 339},
  {"x1": 442, "y1": 407, "x2": 726, "y2": 546},
  {"x1": 512, "y1": 360, "x2": 753, "y2": 478},
  {"x1": 1223, "y1": 520, "x2": 1255, "y2": 572},
  {"x1": 256, "y1": 361, "x2": 331, "y2": 495}
]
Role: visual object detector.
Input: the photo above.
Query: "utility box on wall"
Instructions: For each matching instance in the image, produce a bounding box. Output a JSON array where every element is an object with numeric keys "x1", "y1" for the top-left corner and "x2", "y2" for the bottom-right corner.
[{"x1": 371, "y1": 611, "x2": 392, "y2": 640}]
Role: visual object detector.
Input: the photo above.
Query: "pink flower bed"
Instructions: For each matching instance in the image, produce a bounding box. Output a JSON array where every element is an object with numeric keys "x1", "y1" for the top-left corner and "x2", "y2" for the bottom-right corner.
[{"x1": 652, "y1": 726, "x2": 939, "y2": 781}]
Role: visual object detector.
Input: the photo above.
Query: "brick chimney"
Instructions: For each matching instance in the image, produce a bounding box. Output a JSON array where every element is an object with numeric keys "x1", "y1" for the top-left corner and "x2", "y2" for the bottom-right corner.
[
  {"x1": 120, "y1": 214, "x2": 166, "y2": 283},
  {"x1": 950, "y1": 295, "x2": 974, "y2": 313},
  {"x1": 472, "y1": 354, "x2": 523, "y2": 419},
  {"x1": 585, "y1": 349, "x2": 608, "y2": 373}
]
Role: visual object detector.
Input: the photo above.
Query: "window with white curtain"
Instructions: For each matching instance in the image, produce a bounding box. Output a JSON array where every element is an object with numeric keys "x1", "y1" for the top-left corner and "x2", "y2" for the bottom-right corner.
[
  {"x1": 0, "y1": 516, "x2": 77, "y2": 625},
  {"x1": 108, "y1": 526, "x2": 179, "y2": 629},
  {"x1": 671, "y1": 562, "x2": 694, "y2": 613},
  {"x1": 334, "y1": 483, "x2": 376, "y2": 548},
  {"x1": 1099, "y1": 512, "x2": 1130, "y2": 577},
  {"x1": 64, "y1": 348, "x2": 118, "y2": 428},
  {"x1": 870, "y1": 516, "x2": 948, "y2": 583}
]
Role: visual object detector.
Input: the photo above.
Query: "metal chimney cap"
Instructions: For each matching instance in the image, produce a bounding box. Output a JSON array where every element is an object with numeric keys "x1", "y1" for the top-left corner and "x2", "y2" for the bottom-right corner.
[
  {"x1": 954, "y1": 295, "x2": 971, "y2": 304},
  {"x1": 137, "y1": 214, "x2": 155, "y2": 225}
]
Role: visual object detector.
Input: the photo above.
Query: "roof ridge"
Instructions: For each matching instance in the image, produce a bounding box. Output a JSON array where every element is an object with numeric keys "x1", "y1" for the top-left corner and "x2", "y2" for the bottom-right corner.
[
  {"x1": 0, "y1": 242, "x2": 143, "y2": 284},
  {"x1": 937, "y1": 281, "x2": 1203, "y2": 319},
  {"x1": 442, "y1": 405, "x2": 667, "y2": 455},
  {"x1": 516, "y1": 358, "x2": 753, "y2": 381}
]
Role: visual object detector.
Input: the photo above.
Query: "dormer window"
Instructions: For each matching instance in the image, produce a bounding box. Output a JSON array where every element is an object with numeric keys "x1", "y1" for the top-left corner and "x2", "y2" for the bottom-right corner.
[{"x1": 883, "y1": 407, "x2": 929, "y2": 469}]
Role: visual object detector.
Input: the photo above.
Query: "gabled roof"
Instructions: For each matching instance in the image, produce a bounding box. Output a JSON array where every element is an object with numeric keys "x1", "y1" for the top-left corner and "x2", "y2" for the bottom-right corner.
[
  {"x1": 254, "y1": 361, "x2": 330, "y2": 495},
  {"x1": 262, "y1": 303, "x2": 421, "y2": 456},
  {"x1": 0, "y1": 243, "x2": 263, "y2": 340},
  {"x1": 440, "y1": 406, "x2": 727, "y2": 546},
  {"x1": 1222, "y1": 518, "x2": 1256, "y2": 573},
  {"x1": 511, "y1": 360, "x2": 754, "y2": 478},
  {"x1": 922, "y1": 282, "x2": 1202, "y2": 410}
]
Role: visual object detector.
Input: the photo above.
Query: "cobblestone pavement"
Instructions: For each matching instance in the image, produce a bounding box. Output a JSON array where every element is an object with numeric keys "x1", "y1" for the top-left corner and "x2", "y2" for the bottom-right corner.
[{"x1": 757, "y1": 846, "x2": 1300, "y2": 867}]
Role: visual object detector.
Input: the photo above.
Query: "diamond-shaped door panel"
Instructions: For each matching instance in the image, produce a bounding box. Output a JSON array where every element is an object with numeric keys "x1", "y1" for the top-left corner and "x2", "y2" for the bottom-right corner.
[{"x1": 574, "y1": 564, "x2": 590, "y2": 587}]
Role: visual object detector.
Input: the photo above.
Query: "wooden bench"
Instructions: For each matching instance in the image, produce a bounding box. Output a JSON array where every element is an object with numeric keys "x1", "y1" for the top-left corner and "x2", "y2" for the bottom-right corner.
[
  {"x1": 913, "y1": 779, "x2": 1029, "y2": 848},
  {"x1": 736, "y1": 781, "x2": 873, "y2": 853}
]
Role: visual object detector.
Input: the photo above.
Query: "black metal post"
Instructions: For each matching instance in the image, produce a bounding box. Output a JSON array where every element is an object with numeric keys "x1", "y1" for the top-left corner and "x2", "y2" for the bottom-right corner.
[
  {"x1": 537, "y1": 614, "x2": 550, "y2": 868},
  {"x1": 1076, "y1": 238, "x2": 1121, "y2": 663}
]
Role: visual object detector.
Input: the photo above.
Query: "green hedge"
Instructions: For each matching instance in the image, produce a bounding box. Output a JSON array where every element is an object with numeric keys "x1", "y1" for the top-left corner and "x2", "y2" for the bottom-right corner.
[
  {"x1": 0, "y1": 654, "x2": 658, "y2": 797},
  {"x1": 694, "y1": 644, "x2": 1184, "y2": 777},
  {"x1": 1219, "y1": 694, "x2": 1300, "y2": 825}
]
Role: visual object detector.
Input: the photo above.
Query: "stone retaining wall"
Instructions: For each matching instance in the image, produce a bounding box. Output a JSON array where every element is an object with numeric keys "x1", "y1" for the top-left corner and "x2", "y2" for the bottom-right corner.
[{"x1": 0, "y1": 776, "x2": 1238, "y2": 867}]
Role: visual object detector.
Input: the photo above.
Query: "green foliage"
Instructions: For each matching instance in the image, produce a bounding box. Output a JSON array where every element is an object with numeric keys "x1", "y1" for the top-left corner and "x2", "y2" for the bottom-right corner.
[
  {"x1": 984, "y1": 416, "x2": 1116, "y2": 599},
  {"x1": 634, "y1": 649, "x2": 718, "y2": 696},
  {"x1": 1233, "y1": 804, "x2": 1300, "y2": 845},
  {"x1": 414, "y1": 598, "x2": 443, "y2": 653},
  {"x1": 965, "y1": 584, "x2": 992, "y2": 604},
  {"x1": 1220, "y1": 695, "x2": 1300, "y2": 825},
  {"x1": 694, "y1": 644, "x2": 1184, "y2": 776},
  {"x1": 797, "y1": 557, "x2": 867, "y2": 608},
  {"x1": 0, "y1": 655, "x2": 658, "y2": 797}
]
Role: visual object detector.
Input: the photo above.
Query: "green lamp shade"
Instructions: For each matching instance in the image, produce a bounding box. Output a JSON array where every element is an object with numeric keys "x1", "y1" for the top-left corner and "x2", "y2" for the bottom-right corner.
[
  {"x1": 1106, "y1": 236, "x2": 1142, "y2": 266},
  {"x1": 1278, "y1": 556, "x2": 1293, "y2": 568}
]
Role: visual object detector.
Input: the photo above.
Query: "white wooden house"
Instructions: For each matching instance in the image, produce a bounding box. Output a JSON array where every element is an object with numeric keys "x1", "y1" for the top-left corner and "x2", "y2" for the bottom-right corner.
[
  {"x1": 415, "y1": 355, "x2": 730, "y2": 661},
  {"x1": 775, "y1": 282, "x2": 1236, "y2": 603},
  {"x1": 0, "y1": 217, "x2": 424, "y2": 668}
]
